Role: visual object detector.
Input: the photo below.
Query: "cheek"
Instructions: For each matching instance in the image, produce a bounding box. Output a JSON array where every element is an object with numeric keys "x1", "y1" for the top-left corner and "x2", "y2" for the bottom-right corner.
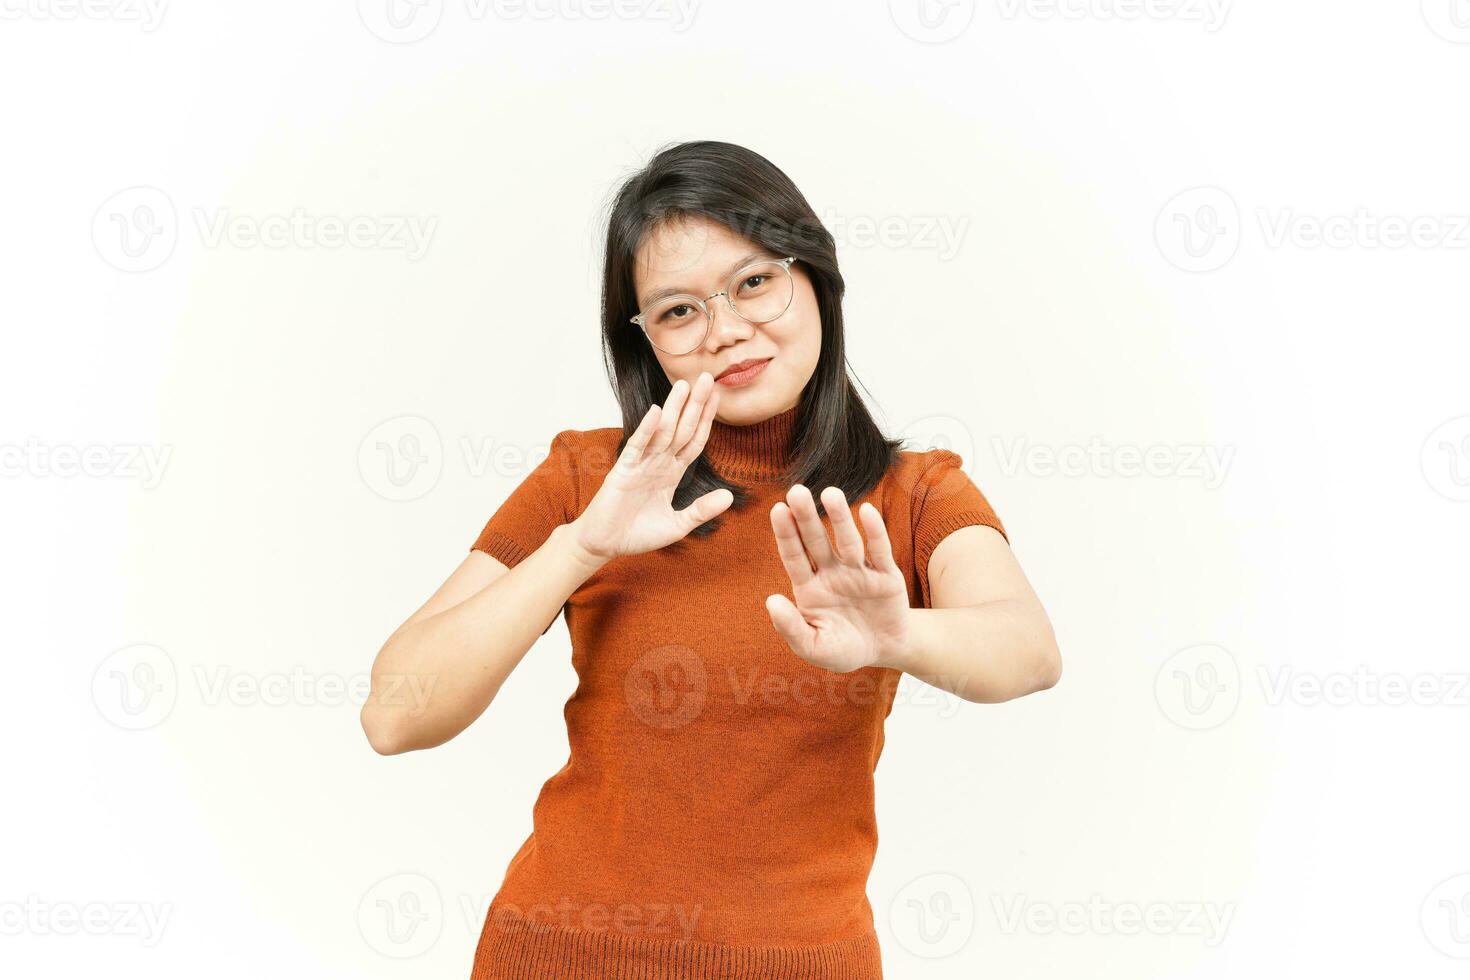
[
  {"x1": 767, "y1": 303, "x2": 821, "y2": 381},
  {"x1": 652, "y1": 350, "x2": 680, "y2": 385},
  {"x1": 792, "y1": 289, "x2": 822, "y2": 355}
]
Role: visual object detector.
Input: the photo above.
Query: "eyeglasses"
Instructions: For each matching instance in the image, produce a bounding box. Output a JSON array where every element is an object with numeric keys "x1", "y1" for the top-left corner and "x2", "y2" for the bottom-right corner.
[{"x1": 631, "y1": 256, "x2": 797, "y2": 356}]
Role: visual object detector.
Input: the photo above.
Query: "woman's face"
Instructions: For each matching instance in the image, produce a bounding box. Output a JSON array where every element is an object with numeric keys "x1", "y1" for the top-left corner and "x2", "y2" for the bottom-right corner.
[{"x1": 631, "y1": 214, "x2": 821, "y2": 424}]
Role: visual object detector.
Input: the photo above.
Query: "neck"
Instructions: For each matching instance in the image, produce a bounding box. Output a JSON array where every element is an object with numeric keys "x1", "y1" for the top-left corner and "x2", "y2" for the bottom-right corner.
[{"x1": 703, "y1": 403, "x2": 800, "y2": 482}]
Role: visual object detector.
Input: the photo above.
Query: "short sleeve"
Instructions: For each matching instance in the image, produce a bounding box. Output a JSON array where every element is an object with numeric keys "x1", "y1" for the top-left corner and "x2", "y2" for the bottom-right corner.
[
  {"x1": 471, "y1": 430, "x2": 581, "y2": 566},
  {"x1": 911, "y1": 449, "x2": 1007, "y2": 609},
  {"x1": 470, "y1": 431, "x2": 581, "y2": 634}
]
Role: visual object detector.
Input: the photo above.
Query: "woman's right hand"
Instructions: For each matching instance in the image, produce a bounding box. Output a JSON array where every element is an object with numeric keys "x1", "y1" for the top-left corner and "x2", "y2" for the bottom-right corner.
[{"x1": 570, "y1": 371, "x2": 734, "y2": 564}]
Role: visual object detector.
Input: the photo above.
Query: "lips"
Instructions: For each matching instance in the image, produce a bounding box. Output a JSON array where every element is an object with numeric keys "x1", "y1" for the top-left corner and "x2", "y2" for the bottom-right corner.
[{"x1": 716, "y1": 357, "x2": 771, "y2": 380}]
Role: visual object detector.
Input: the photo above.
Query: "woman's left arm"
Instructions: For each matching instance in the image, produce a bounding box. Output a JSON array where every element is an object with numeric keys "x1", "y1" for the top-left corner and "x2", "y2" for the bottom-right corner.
[
  {"x1": 883, "y1": 522, "x2": 1061, "y2": 703},
  {"x1": 765, "y1": 484, "x2": 1060, "y2": 704}
]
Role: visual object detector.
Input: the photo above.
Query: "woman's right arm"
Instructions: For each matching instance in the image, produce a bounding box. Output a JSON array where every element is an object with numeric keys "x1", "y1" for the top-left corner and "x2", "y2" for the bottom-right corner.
[
  {"x1": 359, "y1": 522, "x2": 606, "y2": 755},
  {"x1": 360, "y1": 370, "x2": 729, "y2": 756}
]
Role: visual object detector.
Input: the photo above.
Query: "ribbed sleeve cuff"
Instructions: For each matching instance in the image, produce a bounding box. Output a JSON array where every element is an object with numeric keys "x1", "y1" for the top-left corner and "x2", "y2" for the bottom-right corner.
[
  {"x1": 469, "y1": 532, "x2": 563, "y2": 636},
  {"x1": 914, "y1": 509, "x2": 1009, "y2": 608},
  {"x1": 915, "y1": 509, "x2": 1009, "y2": 564},
  {"x1": 472, "y1": 530, "x2": 532, "y2": 569}
]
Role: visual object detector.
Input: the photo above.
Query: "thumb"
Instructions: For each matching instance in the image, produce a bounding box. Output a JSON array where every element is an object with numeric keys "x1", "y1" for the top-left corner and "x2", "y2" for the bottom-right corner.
[
  {"x1": 680, "y1": 488, "x2": 734, "y2": 531},
  {"x1": 765, "y1": 593, "x2": 815, "y2": 657}
]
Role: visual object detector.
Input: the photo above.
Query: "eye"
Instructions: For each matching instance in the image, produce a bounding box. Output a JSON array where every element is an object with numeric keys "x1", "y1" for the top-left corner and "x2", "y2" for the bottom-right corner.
[
  {"x1": 740, "y1": 274, "x2": 769, "y2": 291},
  {"x1": 659, "y1": 304, "x2": 695, "y2": 323}
]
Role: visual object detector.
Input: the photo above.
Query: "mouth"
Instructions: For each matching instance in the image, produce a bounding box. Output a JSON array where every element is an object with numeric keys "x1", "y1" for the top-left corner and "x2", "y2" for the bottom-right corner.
[{"x1": 715, "y1": 357, "x2": 772, "y2": 383}]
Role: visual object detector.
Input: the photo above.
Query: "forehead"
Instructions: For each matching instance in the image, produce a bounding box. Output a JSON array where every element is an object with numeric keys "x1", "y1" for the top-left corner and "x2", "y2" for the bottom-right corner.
[{"x1": 632, "y1": 215, "x2": 760, "y2": 293}]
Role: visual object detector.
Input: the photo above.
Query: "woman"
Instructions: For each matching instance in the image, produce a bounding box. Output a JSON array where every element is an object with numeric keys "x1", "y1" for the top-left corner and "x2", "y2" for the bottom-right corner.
[{"x1": 361, "y1": 140, "x2": 1061, "y2": 979}]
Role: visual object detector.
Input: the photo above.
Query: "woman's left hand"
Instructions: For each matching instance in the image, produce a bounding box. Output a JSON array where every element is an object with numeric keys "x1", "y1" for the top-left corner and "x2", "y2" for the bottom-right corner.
[{"x1": 764, "y1": 485, "x2": 910, "y2": 673}]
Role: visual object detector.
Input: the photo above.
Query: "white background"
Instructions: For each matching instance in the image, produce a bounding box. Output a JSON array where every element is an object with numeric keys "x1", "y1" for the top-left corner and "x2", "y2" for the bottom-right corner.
[{"x1": 4, "y1": 1, "x2": 1469, "y2": 977}]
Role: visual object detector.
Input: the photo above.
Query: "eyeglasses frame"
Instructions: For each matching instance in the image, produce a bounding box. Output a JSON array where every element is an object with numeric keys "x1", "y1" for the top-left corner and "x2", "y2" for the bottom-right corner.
[{"x1": 630, "y1": 256, "x2": 798, "y2": 355}]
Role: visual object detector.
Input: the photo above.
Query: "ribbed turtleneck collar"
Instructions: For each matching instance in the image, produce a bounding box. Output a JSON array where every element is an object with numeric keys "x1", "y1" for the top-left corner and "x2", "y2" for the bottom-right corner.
[{"x1": 703, "y1": 403, "x2": 800, "y2": 482}]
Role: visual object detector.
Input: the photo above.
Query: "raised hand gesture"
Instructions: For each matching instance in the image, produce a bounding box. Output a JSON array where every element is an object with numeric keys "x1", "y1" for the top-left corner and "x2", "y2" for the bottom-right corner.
[
  {"x1": 765, "y1": 485, "x2": 911, "y2": 673},
  {"x1": 570, "y1": 372, "x2": 734, "y2": 563}
]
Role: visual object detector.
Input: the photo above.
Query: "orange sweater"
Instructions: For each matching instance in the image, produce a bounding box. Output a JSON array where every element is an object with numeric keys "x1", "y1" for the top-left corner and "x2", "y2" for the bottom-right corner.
[{"x1": 467, "y1": 404, "x2": 1005, "y2": 979}]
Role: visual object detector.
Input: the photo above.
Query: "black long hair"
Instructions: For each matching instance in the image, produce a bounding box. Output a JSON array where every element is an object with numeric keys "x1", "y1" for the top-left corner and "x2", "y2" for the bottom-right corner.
[{"x1": 598, "y1": 140, "x2": 902, "y2": 538}]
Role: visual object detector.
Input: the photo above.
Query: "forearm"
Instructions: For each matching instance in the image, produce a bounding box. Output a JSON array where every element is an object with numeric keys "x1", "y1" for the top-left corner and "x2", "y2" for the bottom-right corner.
[
  {"x1": 362, "y1": 522, "x2": 604, "y2": 754},
  {"x1": 878, "y1": 599, "x2": 1061, "y2": 703}
]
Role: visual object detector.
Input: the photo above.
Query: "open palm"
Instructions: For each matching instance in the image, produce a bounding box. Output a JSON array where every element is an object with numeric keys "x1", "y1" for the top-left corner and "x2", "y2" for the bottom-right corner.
[
  {"x1": 572, "y1": 372, "x2": 734, "y2": 563},
  {"x1": 765, "y1": 484, "x2": 910, "y2": 674}
]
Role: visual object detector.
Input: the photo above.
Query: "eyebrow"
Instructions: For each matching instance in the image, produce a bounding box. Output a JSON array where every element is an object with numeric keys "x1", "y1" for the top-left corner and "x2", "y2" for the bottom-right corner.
[{"x1": 637, "y1": 251, "x2": 771, "y2": 309}]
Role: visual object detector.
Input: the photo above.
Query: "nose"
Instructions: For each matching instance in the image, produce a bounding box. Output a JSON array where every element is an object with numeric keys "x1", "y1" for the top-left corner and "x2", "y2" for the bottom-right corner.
[{"x1": 703, "y1": 293, "x2": 753, "y2": 349}]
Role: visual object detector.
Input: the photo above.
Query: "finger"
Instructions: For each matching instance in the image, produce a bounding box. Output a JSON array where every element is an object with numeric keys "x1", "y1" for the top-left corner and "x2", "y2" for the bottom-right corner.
[
  {"x1": 765, "y1": 593, "x2": 815, "y2": 658},
  {"x1": 679, "y1": 487, "x2": 734, "y2": 531},
  {"x1": 672, "y1": 372, "x2": 716, "y2": 461},
  {"x1": 857, "y1": 501, "x2": 901, "y2": 575},
  {"x1": 785, "y1": 484, "x2": 835, "y2": 568},
  {"x1": 618, "y1": 404, "x2": 661, "y2": 474},
  {"x1": 675, "y1": 380, "x2": 720, "y2": 466},
  {"x1": 650, "y1": 378, "x2": 691, "y2": 455},
  {"x1": 769, "y1": 501, "x2": 816, "y2": 588},
  {"x1": 820, "y1": 486, "x2": 865, "y2": 566}
]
